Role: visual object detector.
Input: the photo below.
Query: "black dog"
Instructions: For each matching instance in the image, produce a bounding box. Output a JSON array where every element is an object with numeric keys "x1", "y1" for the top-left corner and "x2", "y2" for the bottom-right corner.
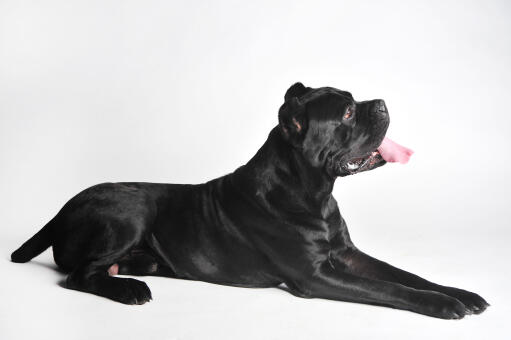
[{"x1": 12, "y1": 83, "x2": 488, "y2": 319}]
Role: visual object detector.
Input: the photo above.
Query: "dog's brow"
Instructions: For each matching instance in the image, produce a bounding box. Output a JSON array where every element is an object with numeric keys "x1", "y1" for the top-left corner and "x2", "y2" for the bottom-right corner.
[{"x1": 302, "y1": 87, "x2": 352, "y2": 103}]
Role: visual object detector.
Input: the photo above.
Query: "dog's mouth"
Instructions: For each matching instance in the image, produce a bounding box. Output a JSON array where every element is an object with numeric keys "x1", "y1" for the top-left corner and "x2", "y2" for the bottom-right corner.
[
  {"x1": 342, "y1": 150, "x2": 385, "y2": 174},
  {"x1": 340, "y1": 137, "x2": 414, "y2": 176}
]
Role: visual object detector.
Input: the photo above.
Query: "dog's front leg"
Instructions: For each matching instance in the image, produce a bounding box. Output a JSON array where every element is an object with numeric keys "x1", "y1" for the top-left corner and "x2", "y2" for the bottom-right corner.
[
  {"x1": 339, "y1": 249, "x2": 489, "y2": 314},
  {"x1": 286, "y1": 260, "x2": 469, "y2": 319}
]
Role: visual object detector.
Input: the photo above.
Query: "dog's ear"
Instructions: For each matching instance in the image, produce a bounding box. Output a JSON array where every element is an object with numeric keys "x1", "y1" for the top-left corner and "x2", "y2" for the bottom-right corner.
[
  {"x1": 278, "y1": 96, "x2": 307, "y2": 142},
  {"x1": 284, "y1": 82, "x2": 309, "y2": 101}
]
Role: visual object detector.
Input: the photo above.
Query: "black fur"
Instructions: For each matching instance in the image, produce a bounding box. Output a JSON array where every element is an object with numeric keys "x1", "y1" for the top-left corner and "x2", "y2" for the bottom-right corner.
[{"x1": 12, "y1": 83, "x2": 488, "y2": 318}]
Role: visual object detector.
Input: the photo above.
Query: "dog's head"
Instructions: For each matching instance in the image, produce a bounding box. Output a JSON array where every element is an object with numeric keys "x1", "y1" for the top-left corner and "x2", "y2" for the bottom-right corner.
[{"x1": 278, "y1": 82, "x2": 390, "y2": 177}]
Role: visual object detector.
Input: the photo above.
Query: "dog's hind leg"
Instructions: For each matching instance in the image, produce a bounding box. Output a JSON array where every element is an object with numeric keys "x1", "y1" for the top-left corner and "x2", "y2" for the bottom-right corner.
[
  {"x1": 55, "y1": 218, "x2": 155, "y2": 304},
  {"x1": 66, "y1": 259, "x2": 152, "y2": 305}
]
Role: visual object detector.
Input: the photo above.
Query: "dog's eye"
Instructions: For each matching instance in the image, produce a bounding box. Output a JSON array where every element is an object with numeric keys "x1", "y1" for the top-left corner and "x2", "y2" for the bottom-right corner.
[{"x1": 343, "y1": 107, "x2": 353, "y2": 120}]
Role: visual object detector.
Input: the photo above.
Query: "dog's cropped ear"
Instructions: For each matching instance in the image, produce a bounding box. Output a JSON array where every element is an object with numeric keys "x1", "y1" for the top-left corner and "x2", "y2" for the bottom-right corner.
[
  {"x1": 278, "y1": 96, "x2": 307, "y2": 142},
  {"x1": 284, "y1": 82, "x2": 309, "y2": 101}
]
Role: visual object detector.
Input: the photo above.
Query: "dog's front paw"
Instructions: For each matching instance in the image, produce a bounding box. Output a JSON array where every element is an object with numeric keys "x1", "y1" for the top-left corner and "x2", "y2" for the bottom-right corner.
[
  {"x1": 415, "y1": 291, "x2": 468, "y2": 319},
  {"x1": 440, "y1": 287, "x2": 489, "y2": 314}
]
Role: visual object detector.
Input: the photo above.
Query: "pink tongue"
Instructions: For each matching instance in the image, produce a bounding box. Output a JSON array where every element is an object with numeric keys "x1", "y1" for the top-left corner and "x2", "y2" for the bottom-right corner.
[{"x1": 377, "y1": 137, "x2": 414, "y2": 164}]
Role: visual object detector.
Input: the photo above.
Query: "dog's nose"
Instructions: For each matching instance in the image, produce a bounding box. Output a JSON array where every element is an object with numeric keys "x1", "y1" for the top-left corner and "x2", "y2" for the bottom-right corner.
[{"x1": 374, "y1": 99, "x2": 387, "y2": 114}]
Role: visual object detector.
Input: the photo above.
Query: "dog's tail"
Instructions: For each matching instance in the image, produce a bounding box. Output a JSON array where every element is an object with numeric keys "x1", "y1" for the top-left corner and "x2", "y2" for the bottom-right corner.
[{"x1": 11, "y1": 217, "x2": 57, "y2": 263}]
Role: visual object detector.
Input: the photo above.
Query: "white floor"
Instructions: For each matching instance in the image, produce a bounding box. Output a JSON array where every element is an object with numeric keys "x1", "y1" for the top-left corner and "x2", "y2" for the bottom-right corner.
[{"x1": 1, "y1": 223, "x2": 508, "y2": 340}]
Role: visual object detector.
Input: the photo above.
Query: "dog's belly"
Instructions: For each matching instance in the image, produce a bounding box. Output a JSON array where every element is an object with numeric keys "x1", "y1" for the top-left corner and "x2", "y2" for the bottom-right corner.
[
  {"x1": 145, "y1": 180, "x2": 282, "y2": 287},
  {"x1": 148, "y1": 229, "x2": 281, "y2": 287},
  {"x1": 173, "y1": 247, "x2": 279, "y2": 287}
]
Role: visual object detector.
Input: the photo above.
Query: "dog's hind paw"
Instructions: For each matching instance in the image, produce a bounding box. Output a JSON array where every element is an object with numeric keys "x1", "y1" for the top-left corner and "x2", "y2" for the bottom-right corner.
[
  {"x1": 101, "y1": 277, "x2": 153, "y2": 305},
  {"x1": 118, "y1": 278, "x2": 152, "y2": 305}
]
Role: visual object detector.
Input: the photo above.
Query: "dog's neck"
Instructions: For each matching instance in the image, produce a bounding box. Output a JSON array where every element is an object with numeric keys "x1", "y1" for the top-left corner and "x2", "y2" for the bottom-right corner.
[{"x1": 233, "y1": 127, "x2": 336, "y2": 214}]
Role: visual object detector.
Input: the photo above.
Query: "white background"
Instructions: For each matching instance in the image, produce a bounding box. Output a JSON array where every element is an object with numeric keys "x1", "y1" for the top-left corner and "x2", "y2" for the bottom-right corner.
[{"x1": 1, "y1": 0, "x2": 510, "y2": 339}]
